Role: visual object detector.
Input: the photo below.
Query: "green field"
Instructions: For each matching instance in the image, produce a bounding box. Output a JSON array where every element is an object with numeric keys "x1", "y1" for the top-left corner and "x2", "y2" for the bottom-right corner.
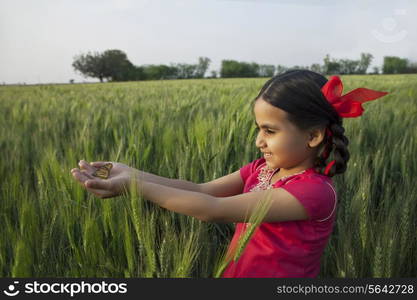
[{"x1": 1, "y1": 75, "x2": 416, "y2": 277}]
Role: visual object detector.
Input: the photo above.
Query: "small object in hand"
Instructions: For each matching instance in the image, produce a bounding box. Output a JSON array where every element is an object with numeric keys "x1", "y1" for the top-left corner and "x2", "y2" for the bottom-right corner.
[{"x1": 92, "y1": 163, "x2": 113, "y2": 179}]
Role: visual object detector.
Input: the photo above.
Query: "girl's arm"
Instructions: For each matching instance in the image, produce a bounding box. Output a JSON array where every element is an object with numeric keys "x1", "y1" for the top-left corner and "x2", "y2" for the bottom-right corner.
[
  {"x1": 81, "y1": 159, "x2": 243, "y2": 197},
  {"x1": 136, "y1": 169, "x2": 201, "y2": 192},
  {"x1": 136, "y1": 179, "x2": 309, "y2": 223},
  {"x1": 81, "y1": 170, "x2": 308, "y2": 223},
  {"x1": 138, "y1": 180, "x2": 216, "y2": 222},
  {"x1": 136, "y1": 169, "x2": 244, "y2": 198}
]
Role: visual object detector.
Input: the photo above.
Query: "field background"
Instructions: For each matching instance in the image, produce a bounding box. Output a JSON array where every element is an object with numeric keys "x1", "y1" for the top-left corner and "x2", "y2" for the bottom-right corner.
[{"x1": 1, "y1": 74, "x2": 416, "y2": 277}]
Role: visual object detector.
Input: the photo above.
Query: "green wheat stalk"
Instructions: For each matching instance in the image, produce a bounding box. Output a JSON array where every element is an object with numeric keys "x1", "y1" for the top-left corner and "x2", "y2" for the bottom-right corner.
[{"x1": 213, "y1": 188, "x2": 275, "y2": 277}]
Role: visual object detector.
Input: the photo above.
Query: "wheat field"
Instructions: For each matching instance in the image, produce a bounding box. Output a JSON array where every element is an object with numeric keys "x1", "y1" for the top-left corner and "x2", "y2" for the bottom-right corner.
[{"x1": 0, "y1": 74, "x2": 416, "y2": 277}]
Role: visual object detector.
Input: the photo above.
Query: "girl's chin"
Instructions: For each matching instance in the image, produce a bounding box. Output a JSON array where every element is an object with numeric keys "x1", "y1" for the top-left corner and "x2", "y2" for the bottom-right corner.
[{"x1": 265, "y1": 160, "x2": 280, "y2": 170}]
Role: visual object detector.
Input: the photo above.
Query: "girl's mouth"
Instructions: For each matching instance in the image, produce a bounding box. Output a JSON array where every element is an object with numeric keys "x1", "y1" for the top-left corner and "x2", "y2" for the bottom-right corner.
[{"x1": 264, "y1": 153, "x2": 272, "y2": 157}]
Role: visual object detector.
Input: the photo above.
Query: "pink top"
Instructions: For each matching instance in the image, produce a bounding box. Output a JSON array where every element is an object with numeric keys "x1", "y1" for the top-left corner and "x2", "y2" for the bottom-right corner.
[{"x1": 221, "y1": 157, "x2": 338, "y2": 278}]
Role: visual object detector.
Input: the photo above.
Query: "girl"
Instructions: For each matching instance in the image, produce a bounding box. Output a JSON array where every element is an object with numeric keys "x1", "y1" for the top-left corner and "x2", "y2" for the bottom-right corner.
[{"x1": 70, "y1": 69, "x2": 388, "y2": 278}]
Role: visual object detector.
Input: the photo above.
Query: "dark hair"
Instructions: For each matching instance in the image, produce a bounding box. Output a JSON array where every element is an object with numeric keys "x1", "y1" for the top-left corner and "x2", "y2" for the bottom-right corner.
[{"x1": 253, "y1": 69, "x2": 350, "y2": 177}]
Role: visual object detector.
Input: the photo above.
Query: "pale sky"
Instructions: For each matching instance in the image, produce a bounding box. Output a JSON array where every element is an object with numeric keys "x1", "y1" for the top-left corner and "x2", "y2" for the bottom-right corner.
[{"x1": 1, "y1": 0, "x2": 415, "y2": 84}]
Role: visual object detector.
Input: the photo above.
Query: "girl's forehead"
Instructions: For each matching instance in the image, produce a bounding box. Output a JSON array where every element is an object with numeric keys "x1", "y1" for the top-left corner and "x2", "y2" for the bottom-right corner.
[{"x1": 253, "y1": 98, "x2": 288, "y2": 123}]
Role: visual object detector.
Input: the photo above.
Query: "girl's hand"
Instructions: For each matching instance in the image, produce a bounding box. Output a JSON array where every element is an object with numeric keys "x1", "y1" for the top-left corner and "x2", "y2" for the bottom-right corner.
[{"x1": 70, "y1": 160, "x2": 141, "y2": 199}]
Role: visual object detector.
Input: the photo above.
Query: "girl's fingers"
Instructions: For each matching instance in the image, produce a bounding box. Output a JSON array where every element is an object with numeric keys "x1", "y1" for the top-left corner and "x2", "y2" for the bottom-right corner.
[
  {"x1": 85, "y1": 178, "x2": 112, "y2": 190},
  {"x1": 71, "y1": 169, "x2": 89, "y2": 184},
  {"x1": 71, "y1": 169, "x2": 113, "y2": 198},
  {"x1": 81, "y1": 170, "x2": 95, "y2": 179},
  {"x1": 87, "y1": 187, "x2": 113, "y2": 198},
  {"x1": 71, "y1": 169, "x2": 95, "y2": 185},
  {"x1": 79, "y1": 160, "x2": 96, "y2": 173}
]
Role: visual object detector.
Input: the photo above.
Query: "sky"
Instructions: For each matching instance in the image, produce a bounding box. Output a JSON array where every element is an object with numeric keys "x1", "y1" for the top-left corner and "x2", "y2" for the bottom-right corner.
[{"x1": 0, "y1": 0, "x2": 416, "y2": 84}]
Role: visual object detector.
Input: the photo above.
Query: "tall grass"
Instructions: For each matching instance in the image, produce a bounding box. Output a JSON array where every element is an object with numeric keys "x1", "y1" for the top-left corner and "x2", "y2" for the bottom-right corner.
[
  {"x1": 213, "y1": 189, "x2": 275, "y2": 277},
  {"x1": 0, "y1": 75, "x2": 416, "y2": 277}
]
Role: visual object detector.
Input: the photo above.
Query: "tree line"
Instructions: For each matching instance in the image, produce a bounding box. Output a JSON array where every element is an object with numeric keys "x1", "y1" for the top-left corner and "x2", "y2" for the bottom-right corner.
[{"x1": 71, "y1": 49, "x2": 417, "y2": 83}]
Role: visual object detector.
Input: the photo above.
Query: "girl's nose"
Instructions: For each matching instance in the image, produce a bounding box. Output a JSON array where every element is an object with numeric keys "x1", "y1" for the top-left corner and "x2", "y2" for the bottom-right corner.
[{"x1": 255, "y1": 134, "x2": 266, "y2": 149}]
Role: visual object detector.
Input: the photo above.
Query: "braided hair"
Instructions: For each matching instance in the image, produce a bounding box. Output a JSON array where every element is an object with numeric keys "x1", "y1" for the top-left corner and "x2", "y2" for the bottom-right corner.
[{"x1": 253, "y1": 69, "x2": 350, "y2": 177}]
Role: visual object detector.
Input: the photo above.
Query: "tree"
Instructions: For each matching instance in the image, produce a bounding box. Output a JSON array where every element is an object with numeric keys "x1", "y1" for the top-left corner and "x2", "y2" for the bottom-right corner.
[
  {"x1": 141, "y1": 64, "x2": 175, "y2": 80},
  {"x1": 72, "y1": 51, "x2": 107, "y2": 82},
  {"x1": 169, "y1": 63, "x2": 197, "y2": 79},
  {"x1": 72, "y1": 49, "x2": 134, "y2": 82},
  {"x1": 323, "y1": 54, "x2": 341, "y2": 75},
  {"x1": 276, "y1": 65, "x2": 288, "y2": 75},
  {"x1": 339, "y1": 59, "x2": 359, "y2": 74},
  {"x1": 310, "y1": 63, "x2": 322, "y2": 74},
  {"x1": 124, "y1": 65, "x2": 146, "y2": 81},
  {"x1": 258, "y1": 64, "x2": 276, "y2": 77},
  {"x1": 220, "y1": 60, "x2": 259, "y2": 78},
  {"x1": 195, "y1": 57, "x2": 211, "y2": 78},
  {"x1": 322, "y1": 52, "x2": 373, "y2": 75},
  {"x1": 382, "y1": 56, "x2": 408, "y2": 74},
  {"x1": 357, "y1": 52, "x2": 373, "y2": 74},
  {"x1": 292, "y1": 65, "x2": 310, "y2": 71},
  {"x1": 404, "y1": 61, "x2": 417, "y2": 74},
  {"x1": 372, "y1": 66, "x2": 380, "y2": 74},
  {"x1": 101, "y1": 49, "x2": 134, "y2": 81}
]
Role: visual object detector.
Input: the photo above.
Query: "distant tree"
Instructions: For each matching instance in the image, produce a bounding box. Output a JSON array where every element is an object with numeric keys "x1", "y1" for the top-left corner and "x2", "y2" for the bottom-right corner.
[
  {"x1": 173, "y1": 63, "x2": 199, "y2": 79},
  {"x1": 210, "y1": 70, "x2": 218, "y2": 78},
  {"x1": 310, "y1": 63, "x2": 325, "y2": 74},
  {"x1": 258, "y1": 64, "x2": 275, "y2": 77},
  {"x1": 72, "y1": 49, "x2": 134, "y2": 82},
  {"x1": 322, "y1": 52, "x2": 373, "y2": 75},
  {"x1": 339, "y1": 59, "x2": 360, "y2": 74},
  {"x1": 195, "y1": 57, "x2": 211, "y2": 78},
  {"x1": 72, "y1": 51, "x2": 107, "y2": 82},
  {"x1": 101, "y1": 49, "x2": 135, "y2": 81},
  {"x1": 383, "y1": 56, "x2": 408, "y2": 74},
  {"x1": 124, "y1": 65, "x2": 146, "y2": 81},
  {"x1": 143, "y1": 64, "x2": 178, "y2": 80},
  {"x1": 404, "y1": 61, "x2": 417, "y2": 74},
  {"x1": 357, "y1": 53, "x2": 373, "y2": 74},
  {"x1": 291, "y1": 65, "x2": 310, "y2": 71},
  {"x1": 372, "y1": 66, "x2": 380, "y2": 74},
  {"x1": 276, "y1": 65, "x2": 288, "y2": 75},
  {"x1": 220, "y1": 60, "x2": 259, "y2": 78},
  {"x1": 323, "y1": 54, "x2": 341, "y2": 75},
  {"x1": 69, "y1": 79, "x2": 74, "y2": 84}
]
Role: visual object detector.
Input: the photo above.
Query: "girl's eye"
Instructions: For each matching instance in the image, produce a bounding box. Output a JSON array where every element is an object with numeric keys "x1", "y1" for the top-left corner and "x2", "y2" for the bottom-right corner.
[{"x1": 255, "y1": 126, "x2": 274, "y2": 135}]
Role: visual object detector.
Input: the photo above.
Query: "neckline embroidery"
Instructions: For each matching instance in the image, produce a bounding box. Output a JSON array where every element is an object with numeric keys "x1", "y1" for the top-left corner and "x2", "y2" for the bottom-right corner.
[
  {"x1": 249, "y1": 164, "x2": 312, "y2": 192},
  {"x1": 241, "y1": 162, "x2": 334, "y2": 227}
]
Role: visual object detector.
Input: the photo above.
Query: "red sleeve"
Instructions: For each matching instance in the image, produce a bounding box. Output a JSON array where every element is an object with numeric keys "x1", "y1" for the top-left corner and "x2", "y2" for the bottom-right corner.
[
  {"x1": 280, "y1": 176, "x2": 337, "y2": 222},
  {"x1": 239, "y1": 157, "x2": 265, "y2": 185}
]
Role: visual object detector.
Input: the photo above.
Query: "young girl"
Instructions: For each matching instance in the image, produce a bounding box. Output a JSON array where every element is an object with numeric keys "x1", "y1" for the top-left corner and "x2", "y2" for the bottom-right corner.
[{"x1": 71, "y1": 69, "x2": 388, "y2": 278}]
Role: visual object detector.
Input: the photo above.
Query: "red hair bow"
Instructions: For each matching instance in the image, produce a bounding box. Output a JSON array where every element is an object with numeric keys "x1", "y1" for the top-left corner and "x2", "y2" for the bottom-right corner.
[
  {"x1": 320, "y1": 75, "x2": 389, "y2": 175},
  {"x1": 321, "y1": 75, "x2": 389, "y2": 118}
]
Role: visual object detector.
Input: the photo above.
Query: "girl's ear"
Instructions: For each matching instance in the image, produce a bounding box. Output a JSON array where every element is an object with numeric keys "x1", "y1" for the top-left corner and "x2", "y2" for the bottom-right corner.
[{"x1": 307, "y1": 127, "x2": 326, "y2": 149}]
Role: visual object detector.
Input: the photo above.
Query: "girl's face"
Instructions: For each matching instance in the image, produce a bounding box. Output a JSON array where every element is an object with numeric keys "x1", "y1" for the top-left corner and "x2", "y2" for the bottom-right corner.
[{"x1": 253, "y1": 98, "x2": 318, "y2": 170}]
